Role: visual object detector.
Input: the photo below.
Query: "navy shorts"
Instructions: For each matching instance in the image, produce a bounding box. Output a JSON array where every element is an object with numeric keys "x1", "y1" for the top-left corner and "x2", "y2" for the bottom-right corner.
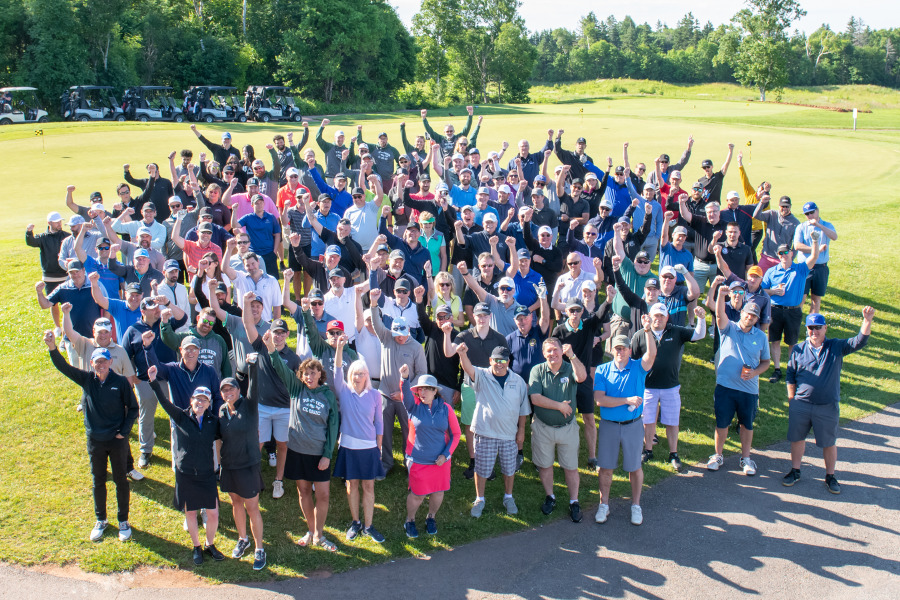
[
  {"x1": 804, "y1": 263, "x2": 829, "y2": 297},
  {"x1": 714, "y1": 384, "x2": 759, "y2": 430},
  {"x1": 787, "y1": 400, "x2": 839, "y2": 448}
]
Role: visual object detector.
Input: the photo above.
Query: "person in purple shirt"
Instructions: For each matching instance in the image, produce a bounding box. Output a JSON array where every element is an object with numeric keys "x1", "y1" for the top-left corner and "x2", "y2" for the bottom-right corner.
[{"x1": 783, "y1": 308, "x2": 874, "y2": 494}]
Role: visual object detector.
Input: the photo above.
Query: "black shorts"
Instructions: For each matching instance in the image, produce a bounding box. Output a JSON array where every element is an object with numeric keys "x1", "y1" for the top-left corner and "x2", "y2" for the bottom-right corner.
[
  {"x1": 174, "y1": 470, "x2": 218, "y2": 511},
  {"x1": 576, "y1": 381, "x2": 596, "y2": 414},
  {"x1": 284, "y1": 448, "x2": 332, "y2": 482},
  {"x1": 219, "y1": 464, "x2": 264, "y2": 499},
  {"x1": 769, "y1": 305, "x2": 802, "y2": 346},
  {"x1": 713, "y1": 384, "x2": 759, "y2": 430},
  {"x1": 44, "y1": 280, "x2": 65, "y2": 294},
  {"x1": 287, "y1": 245, "x2": 311, "y2": 272},
  {"x1": 804, "y1": 263, "x2": 829, "y2": 297}
]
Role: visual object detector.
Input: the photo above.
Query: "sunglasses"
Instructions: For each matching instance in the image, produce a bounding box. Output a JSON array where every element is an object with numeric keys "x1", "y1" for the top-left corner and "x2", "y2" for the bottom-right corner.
[
  {"x1": 778, "y1": 250, "x2": 791, "y2": 256},
  {"x1": 731, "y1": 290, "x2": 745, "y2": 296},
  {"x1": 599, "y1": 207, "x2": 611, "y2": 212},
  {"x1": 352, "y1": 195, "x2": 364, "y2": 199},
  {"x1": 568, "y1": 307, "x2": 583, "y2": 314},
  {"x1": 572, "y1": 186, "x2": 583, "y2": 191},
  {"x1": 311, "y1": 301, "x2": 324, "y2": 306},
  {"x1": 661, "y1": 274, "x2": 675, "y2": 279},
  {"x1": 807, "y1": 325, "x2": 823, "y2": 331},
  {"x1": 636, "y1": 259, "x2": 650, "y2": 265},
  {"x1": 97, "y1": 246, "x2": 110, "y2": 251},
  {"x1": 326, "y1": 330, "x2": 342, "y2": 337},
  {"x1": 237, "y1": 240, "x2": 250, "y2": 245},
  {"x1": 395, "y1": 289, "x2": 409, "y2": 294},
  {"x1": 499, "y1": 286, "x2": 513, "y2": 292},
  {"x1": 117, "y1": 190, "x2": 129, "y2": 196},
  {"x1": 535, "y1": 182, "x2": 546, "y2": 186},
  {"x1": 584, "y1": 231, "x2": 597, "y2": 237},
  {"x1": 440, "y1": 283, "x2": 452, "y2": 287},
  {"x1": 492, "y1": 359, "x2": 508, "y2": 364},
  {"x1": 200, "y1": 318, "x2": 215, "y2": 326},
  {"x1": 567, "y1": 261, "x2": 581, "y2": 266}
]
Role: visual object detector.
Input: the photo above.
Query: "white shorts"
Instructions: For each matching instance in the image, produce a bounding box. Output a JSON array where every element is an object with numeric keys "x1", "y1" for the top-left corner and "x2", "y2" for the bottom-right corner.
[
  {"x1": 642, "y1": 386, "x2": 682, "y2": 427},
  {"x1": 258, "y1": 404, "x2": 291, "y2": 443}
]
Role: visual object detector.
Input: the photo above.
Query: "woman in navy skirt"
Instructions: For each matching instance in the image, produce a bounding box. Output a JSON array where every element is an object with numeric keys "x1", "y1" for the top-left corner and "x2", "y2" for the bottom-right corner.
[
  {"x1": 147, "y1": 368, "x2": 226, "y2": 566},
  {"x1": 216, "y1": 375, "x2": 266, "y2": 570},
  {"x1": 399, "y1": 367, "x2": 461, "y2": 538},
  {"x1": 265, "y1": 331, "x2": 339, "y2": 552},
  {"x1": 333, "y1": 336, "x2": 386, "y2": 543}
]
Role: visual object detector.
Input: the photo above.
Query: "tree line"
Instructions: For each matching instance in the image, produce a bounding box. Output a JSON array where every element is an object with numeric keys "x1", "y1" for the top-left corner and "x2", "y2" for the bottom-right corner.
[{"x1": 1, "y1": 0, "x2": 897, "y2": 113}]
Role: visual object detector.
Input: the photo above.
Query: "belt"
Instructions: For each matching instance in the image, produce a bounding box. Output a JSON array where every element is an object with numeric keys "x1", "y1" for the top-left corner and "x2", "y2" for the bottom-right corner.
[
  {"x1": 773, "y1": 304, "x2": 801, "y2": 310},
  {"x1": 605, "y1": 416, "x2": 642, "y2": 425}
]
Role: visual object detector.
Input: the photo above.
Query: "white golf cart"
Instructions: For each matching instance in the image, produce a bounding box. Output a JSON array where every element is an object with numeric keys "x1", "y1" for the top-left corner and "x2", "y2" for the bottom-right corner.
[
  {"x1": 184, "y1": 86, "x2": 247, "y2": 123},
  {"x1": 245, "y1": 86, "x2": 303, "y2": 122},
  {"x1": 122, "y1": 86, "x2": 185, "y2": 122},
  {"x1": 0, "y1": 87, "x2": 49, "y2": 125},
  {"x1": 62, "y1": 86, "x2": 125, "y2": 121}
]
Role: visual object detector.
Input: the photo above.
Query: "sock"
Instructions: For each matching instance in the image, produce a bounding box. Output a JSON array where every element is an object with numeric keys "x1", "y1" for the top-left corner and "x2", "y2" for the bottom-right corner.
[
  {"x1": 570, "y1": 499, "x2": 578, "y2": 504},
  {"x1": 256, "y1": 547, "x2": 264, "y2": 552},
  {"x1": 549, "y1": 493, "x2": 556, "y2": 500},
  {"x1": 504, "y1": 493, "x2": 513, "y2": 500},
  {"x1": 475, "y1": 496, "x2": 485, "y2": 503}
]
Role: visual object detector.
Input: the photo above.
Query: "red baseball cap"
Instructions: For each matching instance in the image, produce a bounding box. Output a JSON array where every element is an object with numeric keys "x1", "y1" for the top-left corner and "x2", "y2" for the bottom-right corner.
[{"x1": 326, "y1": 320, "x2": 344, "y2": 332}]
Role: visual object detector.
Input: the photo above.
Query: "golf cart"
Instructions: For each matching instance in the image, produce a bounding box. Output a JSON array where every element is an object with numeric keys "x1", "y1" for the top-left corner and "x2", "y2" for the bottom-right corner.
[
  {"x1": 245, "y1": 86, "x2": 302, "y2": 122},
  {"x1": 0, "y1": 87, "x2": 49, "y2": 125},
  {"x1": 122, "y1": 86, "x2": 184, "y2": 122},
  {"x1": 62, "y1": 86, "x2": 125, "y2": 121},
  {"x1": 184, "y1": 86, "x2": 246, "y2": 123}
]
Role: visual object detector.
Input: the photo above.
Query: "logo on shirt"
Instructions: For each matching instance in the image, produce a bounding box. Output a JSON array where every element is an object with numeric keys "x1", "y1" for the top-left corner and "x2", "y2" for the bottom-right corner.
[
  {"x1": 528, "y1": 339, "x2": 537, "y2": 347},
  {"x1": 560, "y1": 377, "x2": 569, "y2": 386}
]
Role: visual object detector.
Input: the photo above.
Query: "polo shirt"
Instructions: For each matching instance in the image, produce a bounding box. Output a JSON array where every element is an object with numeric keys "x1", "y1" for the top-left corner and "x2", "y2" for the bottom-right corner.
[
  {"x1": 449, "y1": 185, "x2": 477, "y2": 208},
  {"x1": 482, "y1": 294, "x2": 521, "y2": 337},
  {"x1": 720, "y1": 206, "x2": 755, "y2": 245},
  {"x1": 344, "y1": 200, "x2": 380, "y2": 250},
  {"x1": 786, "y1": 334, "x2": 869, "y2": 405},
  {"x1": 225, "y1": 313, "x2": 271, "y2": 375},
  {"x1": 611, "y1": 257, "x2": 655, "y2": 320},
  {"x1": 106, "y1": 299, "x2": 141, "y2": 341},
  {"x1": 82, "y1": 256, "x2": 124, "y2": 298},
  {"x1": 528, "y1": 361, "x2": 578, "y2": 426},
  {"x1": 699, "y1": 171, "x2": 725, "y2": 204},
  {"x1": 506, "y1": 322, "x2": 546, "y2": 381},
  {"x1": 239, "y1": 211, "x2": 280, "y2": 256},
  {"x1": 658, "y1": 244, "x2": 693, "y2": 283},
  {"x1": 715, "y1": 320, "x2": 770, "y2": 394},
  {"x1": 46, "y1": 280, "x2": 102, "y2": 336},
  {"x1": 512, "y1": 269, "x2": 544, "y2": 308},
  {"x1": 455, "y1": 327, "x2": 509, "y2": 369},
  {"x1": 182, "y1": 239, "x2": 223, "y2": 270},
  {"x1": 761, "y1": 261, "x2": 810, "y2": 307},
  {"x1": 659, "y1": 285, "x2": 690, "y2": 327},
  {"x1": 231, "y1": 271, "x2": 281, "y2": 322},
  {"x1": 756, "y1": 210, "x2": 800, "y2": 258},
  {"x1": 302, "y1": 210, "x2": 339, "y2": 258},
  {"x1": 250, "y1": 338, "x2": 301, "y2": 409},
  {"x1": 323, "y1": 286, "x2": 359, "y2": 341},
  {"x1": 793, "y1": 219, "x2": 835, "y2": 265},
  {"x1": 687, "y1": 214, "x2": 728, "y2": 263},
  {"x1": 718, "y1": 242, "x2": 753, "y2": 280},
  {"x1": 593, "y1": 358, "x2": 648, "y2": 422},
  {"x1": 473, "y1": 204, "x2": 500, "y2": 226},
  {"x1": 631, "y1": 324, "x2": 694, "y2": 389},
  {"x1": 470, "y1": 366, "x2": 530, "y2": 441},
  {"x1": 724, "y1": 273, "x2": 772, "y2": 325}
]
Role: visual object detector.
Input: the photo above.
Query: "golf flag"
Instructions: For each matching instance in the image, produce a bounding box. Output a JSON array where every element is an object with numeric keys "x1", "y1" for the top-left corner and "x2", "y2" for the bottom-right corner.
[
  {"x1": 35, "y1": 129, "x2": 44, "y2": 136},
  {"x1": 746, "y1": 140, "x2": 751, "y2": 162},
  {"x1": 579, "y1": 108, "x2": 584, "y2": 113}
]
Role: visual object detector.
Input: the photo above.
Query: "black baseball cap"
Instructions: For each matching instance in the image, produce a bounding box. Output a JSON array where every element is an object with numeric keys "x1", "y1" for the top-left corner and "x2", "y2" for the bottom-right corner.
[{"x1": 701, "y1": 159, "x2": 713, "y2": 168}]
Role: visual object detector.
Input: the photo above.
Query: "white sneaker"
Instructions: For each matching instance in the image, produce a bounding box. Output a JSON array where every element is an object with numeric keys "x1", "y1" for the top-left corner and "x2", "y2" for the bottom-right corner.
[
  {"x1": 631, "y1": 505, "x2": 643, "y2": 526},
  {"x1": 268, "y1": 452, "x2": 277, "y2": 467},
  {"x1": 272, "y1": 479, "x2": 284, "y2": 499},
  {"x1": 707, "y1": 454, "x2": 724, "y2": 471},
  {"x1": 127, "y1": 469, "x2": 144, "y2": 481},
  {"x1": 118, "y1": 521, "x2": 132, "y2": 542},
  {"x1": 740, "y1": 457, "x2": 757, "y2": 476},
  {"x1": 595, "y1": 503, "x2": 609, "y2": 524},
  {"x1": 90, "y1": 520, "x2": 108, "y2": 542}
]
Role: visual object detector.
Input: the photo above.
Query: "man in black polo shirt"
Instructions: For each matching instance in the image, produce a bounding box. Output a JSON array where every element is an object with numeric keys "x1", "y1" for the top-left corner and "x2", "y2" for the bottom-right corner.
[
  {"x1": 443, "y1": 302, "x2": 509, "y2": 479},
  {"x1": 709, "y1": 222, "x2": 753, "y2": 280},
  {"x1": 463, "y1": 252, "x2": 501, "y2": 323},
  {"x1": 697, "y1": 144, "x2": 734, "y2": 205},
  {"x1": 678, "y1": 195, "x2": 727, "y2": 298},
  {"x1": 632, "y1": 303, "x2": 707, "y2": 470}
]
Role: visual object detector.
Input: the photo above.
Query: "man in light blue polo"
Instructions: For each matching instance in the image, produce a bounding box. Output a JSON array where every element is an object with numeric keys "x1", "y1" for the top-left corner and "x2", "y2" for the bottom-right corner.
[
  {"x1": 792, "y1": 201, "x2": 837, "y2": 315},
  {"x1": 592, "y1": 319, "x2": 656, "y2": 526}
]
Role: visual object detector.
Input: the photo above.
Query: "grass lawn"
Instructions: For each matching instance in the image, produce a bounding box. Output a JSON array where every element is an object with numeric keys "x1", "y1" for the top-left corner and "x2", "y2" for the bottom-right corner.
[{"x1": 1, "y1": 92, "x2": 899, "y2": 582}]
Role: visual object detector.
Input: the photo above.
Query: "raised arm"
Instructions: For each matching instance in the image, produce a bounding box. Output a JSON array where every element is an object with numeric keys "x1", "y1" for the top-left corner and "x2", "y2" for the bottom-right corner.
[
  {"x1": 715, "y1": 282, "x2": 729, "y2": 331},
  {"x1": 87, "y1": 272, "x2": 109, "y2": 310},
  {"x1": 458, "y1": 261, "x2": 487, "y2": 303},
  {"x1": 638, "y1": 316, "x2": 657, "y2": 371},
  {"x1": 281, "y1": 268, "x2": 298, "y2": 314},
  {"x1": 171, "y1": 212, "x2": 185, "y2": 249},
  {"x1": 721, "y1": 143, "x2": 734, "y2": 176},
  {"x1": 220, "y1": 237, "x2": 239, "y2": 281},
  {"x1": 240, "y1": 291, "x2": 259, "y2": 344},
  {"x1": 804, "y1": 234, "x2": 822, "y2": 269}
]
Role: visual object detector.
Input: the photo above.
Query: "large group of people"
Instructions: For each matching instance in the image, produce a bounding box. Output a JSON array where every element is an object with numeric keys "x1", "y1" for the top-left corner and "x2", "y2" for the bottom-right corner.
[{"x1": 28, "y1": 108, "x2": 875, "y2": 569}]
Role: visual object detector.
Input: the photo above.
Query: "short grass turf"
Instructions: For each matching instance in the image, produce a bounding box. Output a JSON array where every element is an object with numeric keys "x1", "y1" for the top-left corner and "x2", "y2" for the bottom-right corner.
[{"x1": 1, "y1": 93, "x2": 899, "y2": 582}]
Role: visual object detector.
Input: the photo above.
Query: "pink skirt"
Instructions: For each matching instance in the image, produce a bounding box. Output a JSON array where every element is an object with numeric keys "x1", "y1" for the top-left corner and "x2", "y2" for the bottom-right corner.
[{"x1": 408, "y1": 461, "x2": 451, "y2": 496}]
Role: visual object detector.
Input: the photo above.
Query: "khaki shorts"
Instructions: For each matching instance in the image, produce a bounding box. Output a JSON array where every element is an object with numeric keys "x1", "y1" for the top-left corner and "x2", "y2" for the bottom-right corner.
[{"x1": 531, "y1": 418, "x2": 580, "y2": 471}]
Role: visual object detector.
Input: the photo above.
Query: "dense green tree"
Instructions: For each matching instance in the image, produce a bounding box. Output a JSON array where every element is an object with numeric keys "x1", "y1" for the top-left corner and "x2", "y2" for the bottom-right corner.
[{"x1": 0, "y1": 0, "x2": 28, "y2": 86}]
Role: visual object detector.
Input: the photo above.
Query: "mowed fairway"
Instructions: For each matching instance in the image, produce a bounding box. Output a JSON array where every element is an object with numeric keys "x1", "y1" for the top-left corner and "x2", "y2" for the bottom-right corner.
[{"x1": 1, "y1": 97, "x2": 899, "y2": 581}]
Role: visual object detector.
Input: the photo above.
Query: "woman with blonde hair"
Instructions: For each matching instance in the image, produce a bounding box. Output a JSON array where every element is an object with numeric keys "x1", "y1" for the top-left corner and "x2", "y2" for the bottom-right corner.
[
  {"x1": 332, "y1": 336, "x2": 386, "y2": 543},
  {"x1": 429, "y1": 271, "x2": 465, "y2": 328},
  {"x1": 265, "y1": 331, "x2": 339, "y2": 552},
  {"x1": 417, "y1": 211, "x2": 446, "y2": 277}
]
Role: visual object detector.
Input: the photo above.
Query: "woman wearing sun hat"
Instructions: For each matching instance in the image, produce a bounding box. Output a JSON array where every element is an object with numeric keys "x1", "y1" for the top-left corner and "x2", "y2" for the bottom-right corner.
[{"x1": 399, "y1": 366, "x2": 461, "y2": 538}]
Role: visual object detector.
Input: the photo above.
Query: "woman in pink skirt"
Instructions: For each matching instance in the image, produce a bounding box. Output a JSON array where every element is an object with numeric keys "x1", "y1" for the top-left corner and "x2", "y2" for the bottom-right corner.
[{"x1": 399, "y1": 366, "x2": 461, "y2": 538}]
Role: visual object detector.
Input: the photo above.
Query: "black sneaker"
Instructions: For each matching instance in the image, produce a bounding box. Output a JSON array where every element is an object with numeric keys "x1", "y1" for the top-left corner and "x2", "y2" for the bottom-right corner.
[
  {"x1": 192, "y1": 546, "x2": 203, "y2": 565},
  {"x1": 652, "y1": 434, "x2": 659, "y2": 445},
  {"x1": 516, "y1": 452, "x2": 525, "y2": 473},
  {"x1": 541, "y1": 495, "x2": 557, "y2": 515},
  {"x1": 463, "y1": 464, "x2": 475, "y2": 480},
  {"x1": 346, "y1": 520, "x2": 363, "y2": 541},
  {"x1": 487, "y1": 468, "x2": 497, "y2": 481},
  {"x1": 138, "y1": 452, "x2": 151, "y2": 469},
  {"x1": 252, "y1": 548, "x2": 267, "y2": 570},
  {"x1": 641, "y1": 449, "x2": 654, "y2": 464},
  {"x1": 569, "y1": 501, "x2": 583, "y2": 523},
  {"x1": 825, "y1": 474, "x2": 841, "y2": 494},
  {"x1": 363, "y1": 525, "x2": 385, "y2": 543},
  {"x1": 404, "y1": 520, "x2": 419, "y2": 539},
  {"x1": 669, "y1": 452, "x2": 683, "y2": 471},
  {"x1": 425, "y1": 517, "x2": 437, "y2": 535},
  {"x1": 587, "y1": 457, "x2": 598, "y2": 470},
  {"x1": 782, "y1": 468, "x2": 801, "y2": 487},
  {"x1": 232, "y1": 537, "x2": 250, "y2": 558},
  {"x1": 768, "y1": 368, "x2": 782, "y2": 384},
  {"x1": 204, "y1": 544, "x2": 226, "y2": 561}
]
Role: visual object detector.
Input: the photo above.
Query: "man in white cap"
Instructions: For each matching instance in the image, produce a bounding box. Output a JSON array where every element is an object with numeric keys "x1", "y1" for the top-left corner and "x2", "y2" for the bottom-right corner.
[
  {"x1": 633, "y1": 302, "x2": 707, "y2": 470},
  {"x1": 657, "y1": 264, "x2": 700, "y2": 327},
  {"x1": 27, "y1": 211, "x2": 70, "y2": 333},
  {"x1": 314, "y1": 118, "x2": 351, "y2": 184},
  {"x1": 551, "y1": 251, "x2": 597, "y2": 316},
  {"x1": 100, "y1": 215, "x2": 166, "y2": 272},
  {"x1": 58, "y1": 215, "x2": 101, "y2": 271},
  {"x1": 707, "y1": 286, "x2": 770, "y2": 476},
  {"x1": 111, "y1": 203, "x2": 166, "y2": 250}
]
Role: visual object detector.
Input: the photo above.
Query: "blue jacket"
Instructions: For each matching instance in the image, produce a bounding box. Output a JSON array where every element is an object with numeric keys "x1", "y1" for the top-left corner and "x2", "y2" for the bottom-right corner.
[
  {"x1": 308, "y1": 168, "x2": 352, "y2": 217},
  {"x1": 120, "y1": 315, "x2": 187, "y2": 380},
  {"x1": 146, "y1": 345, "x2": 223, "y2": 412}
]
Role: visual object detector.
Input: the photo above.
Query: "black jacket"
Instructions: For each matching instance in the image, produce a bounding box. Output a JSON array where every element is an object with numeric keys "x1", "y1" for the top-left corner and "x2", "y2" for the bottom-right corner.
[
  {"x1": 49, "y1": 349, "x2": 138, "y2": 441},
  {"x1": 26, "y1": 228, "x2": 70, "y2": 279},
  {"x1": 151, "y1": 380, "x2": 217, "y2": 476}
]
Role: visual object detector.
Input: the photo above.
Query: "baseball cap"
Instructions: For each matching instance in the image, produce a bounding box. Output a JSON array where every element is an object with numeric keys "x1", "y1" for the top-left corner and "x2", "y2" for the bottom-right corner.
[
  {"x1": 581, "y1": 280, "x2": 597, "y2": 292},
  {"x1": 378, "y1": 131, "x2": 388, "y2": 138},
  {"x1": 644, "y1": 277, "x2": 660, "y2": 290},
  {"x1": 779, "y1": 196, "x2": 792, "y2": 206},
  {"x1": 576, "y1": 137, "x2": 587, "y2": 144},
  {"x1": 180, "y1": 336, "x2": 201, "y2": 349},
  {"x1": 388, "y1": 249, "x2": 405, "y2": 261},
  {"x1": 247, "y1": 177, "x2": 260, "y2": 187},
  {"x1": 335, "y1": 172, "x2": 348, "y2": 180},
  {"x1": 215, "y1": 282, "x2": 228, "y2": 294},
  {"x1": 251, "y1": 194, "x2": 265, "y2": 203},
  {"x1": 473, "y1": 302, "x2": 491, "y2": 315},
  {"x1": 599, "y1": 198, "x2": 613, "y2": 210},
  {"x1": 90, "y1": 191, "x2": 103, "y2": 200},
  {"x1": 328, "y1": 267, "x2": 346, "y2": 279},
  {"x1": 140, "y1": 298, "x2": 157, "y2": 310},
  {"x1": 223, "y1": 165, "x2": 235, "y2": 173},
  {"x1": 643, "y1": 182, "x2": 657, "y2": 192},
  {"x1": 611, "y1": 335, "x2": 630, "y2": 349},
  {"x1": 137, "y1": 226, "x2": 153, "y2": 237},
  {"x1": 141, "y1": 203, "x2": 156, "y2": 212},
  {"x1": 318, "y1": 193, "x2": 332, "y2": 201},
  {"x1": 66, "y1": 259, "x2": 84, "y2": 271},
  {"x1": 436, "y1": 183, "x2": 449, "y2": 193},
  {"x1": 468, "y1": 147, "x2": 480, "y2": 155},
  {"x1": 672, "y1": 226, "x2": 688, "y2": 237},
  {"x1": 659, "y1": 153, "x2": 670, "y2": 162},
  {"x1": 219, "y1": 377, "x2": 239, "y2": 390},
  {"x1": 286, "y1": 167, "x2": 300, "y2": 178},
  {"x1": 614, "y1": 166, "x2": 625, "y2": 174},
  {"x1": 68, "y1": 215, "x2": 85, "y2": 226},
  {"x1": 222, "y1": 132, "x2": 232, "y2": 139},
  {"x1": 802, "y1": 201, "x2": 818, "y2": 214},
  {"x1": 692, "y1": 182, "x2": 704, "y2": 191},
  {"x1": 742, "y1": 302, "x2": 761, "y2": 317},
  {"x1": 534, "y1": 175, "x2": 547, "y2": 183},
  {"x1": 777, "y1": 243, "x2": 792, "y2": 254},
  {"x1": 566, "y1": 297, "x2": 584, "y2": 310},
  {"x1": 460, "y1": 167, "x2": 473, "y2": 175},
  {"x1": 198, "y1": 207, "x2": 213, "y2": 218},
  {"x1": 93, "y1": 318, "x2": 113, "y2": 331},
  {"x1": 376, "y1": 244, "x2": 391, "y2": 253},
  {"x1": 91, "y1": 202, "x2": 106, "y2": 213},
  {"x1": 435, "y1": 304, "x2": 453, "y2": 316},
  {"x1": 806, "y1": 313, "x2": 826, "y2": 327},
  {"x1": 670, "y1": 170, "x2": 682, "y2": 180},
  {"x1": 452, "y1": 153, "x2": 465, "y2": 161},
  {"x1": 125, "y1": 282, "x2": 142, "y2": 294},
  {"x1": 477, "y1": 186, "x2": 491, "y2": 195},
  {"x1": 498, "y1": 276, "x2": 515, "y2": 289},
  {"x1": 482, "y1": 212, "x2": 498, "y2": 223},
  {"x1": 635, "y1": 251, "x2": 650, "y2": 262},
  {"x1": 90, "y1": 347, "x2": 112, "y2": 362},
  {"x1": 164, "y1": 259, "x2": 180, "y2": 272},
  {"x1": 649, "y1": 303, "x2": 669, "y2": 316},
  {"x1": 270, "y1": 319, "x2": 288, "y2": 333},
  {"x1": 659, "y1": 265, "x2": 677, "y2": 278},
  {"x1": 170, "y1": 196, "x2": 185, "y2": 206},
  {"x1": 419, "y1": 173, "x2": 431, "y2": 182},
  {"x1": 406, "y1": 221, "x2": 421, "y2": 231},
  {"x1": 729, "y1": 280, "x2": 747, "y2": 291},
  {"x1": 617, "y1": 216, "x2": 631, "y2": 225},
  {"x1": 191, "y1": 386, "x2": 212, "y2": 399},
  {"x1": 324, "y1": 245, "x2": 342, "y2": 257},
  {"x1": 351, "y1": 187, "x2": 365, "y2": 196},
  {"x1": 251, "y1": 294, "x2": 264, "y2": 305},
  {"x1": 514, "y1": 305, "x2": 531, "y2": 318},
  {"x1": 390, "y1": 317, "x2": 410, "y2": 337},
  {"x1": 726, "y1": 191, "x2": 740, "y2": 200},
  {"x1": 394, "y1": 278, "x2": 411, "y2": 291},
  {"x1": 490, "y1": 346, "x2": 511, "y2": 361},
  {"x1": 134, "y1": 248, "x2": 150, "y2": 259},
  {"x1": 498, "y1": 184, "x2": 513, "y2": 194},
  {"x1": 47, "y1": 211, "x2": 63, "y2": 222},
  {"x1": 198, "y1": 222, "x2": 213, "y2": 233},
  {"x1": 98, "y1": 237, "x2": 111, "y2": 246},
  {"x1": 747, "y1": 266, "x2": 763, "y2": 277},
  {"x1": 531, "y1": 188, "x2": 545, "y2": 198},
  {"x1": 516, "y1": 248, "x2": 530, "y2": 260},
  {"x1": 308, "y1": 288, "x2": 324, "y2": 300},
  {"x1": 461, "y1": 205, "x2": 475, "y2": 214},
  {"x1": 537, "y1": 225, "x2": 552, "y2": 237},
  {"x1": 701, "y1": 159, "x2": 713, "y2": 168},
  {"x1": 326, "y1": 320, "x2": 344, "y2": 333}
]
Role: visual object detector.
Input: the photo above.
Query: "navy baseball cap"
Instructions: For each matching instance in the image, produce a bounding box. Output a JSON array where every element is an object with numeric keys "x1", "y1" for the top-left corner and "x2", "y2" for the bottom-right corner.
[
  {"x1": 308, "y1": 288, "x2": 324, "y2": 300},
  {"x1": 802, "y1": 201, "x2": 818, "y2": 214},
  {"x1": 164, "y1": 259, "x2": 180, "y2": 272},
  {"x1": 514, "y1": 305, "x2": 531, "y2": 318},
  {"x1": 247, "y1": 177, "x2": 261, "y2": 187},
  {"x1": 806, "y1": 313, "x2": 826, "y2": 327}
]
